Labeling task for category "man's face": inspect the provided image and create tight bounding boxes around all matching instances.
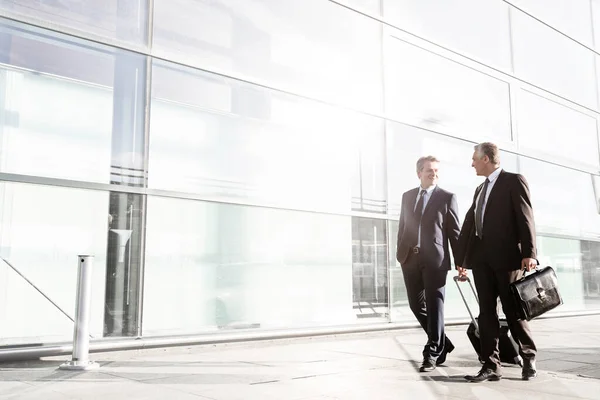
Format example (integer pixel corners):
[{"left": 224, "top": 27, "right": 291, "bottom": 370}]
[
  {"left": 418, "top": 161, "right": 439, "bottom": 188},
  {"left": 471, "top": 151, "right": 487, "bottom": 176}
]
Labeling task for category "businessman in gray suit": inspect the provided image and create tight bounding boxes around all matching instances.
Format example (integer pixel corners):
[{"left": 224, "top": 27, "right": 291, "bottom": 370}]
[{"left": 396, "top": 156, "right": 462, "bottom": 372}]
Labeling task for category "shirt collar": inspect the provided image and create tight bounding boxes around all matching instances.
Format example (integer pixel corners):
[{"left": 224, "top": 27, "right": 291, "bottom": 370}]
[
  {"left": 487, "top": 168, "right": 502, "bottom": 184},
  {"left": 419, "top": 184, "right": 436, "bottom": 194}
]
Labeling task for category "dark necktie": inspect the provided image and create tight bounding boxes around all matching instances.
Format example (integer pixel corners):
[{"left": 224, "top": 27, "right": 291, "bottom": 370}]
[
  {"left": 415, "top": 189, "right": 426, "bottom": 223},
  {"left": 475, "top": 178, "right": 490, "bottom": 237}
]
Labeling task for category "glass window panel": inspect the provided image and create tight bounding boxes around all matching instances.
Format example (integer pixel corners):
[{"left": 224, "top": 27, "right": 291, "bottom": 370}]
[
  {"left": 597, "top": 55, "right": 600, "bottom": 110},
  {"left": 0, "top": 182, "right": 108, "bottom": 345},
  {"left": 383, "top": 0, "right": 512, "bottom": 71},
  {"left": 142, "top": 196, "right": 354, "bottom": 335},
  {"left": 352, "top": 217, "right": 388, "bottom": 320},
  {"left": 0, "top": 20, "right": 146, "bottom": 183},
  {"left": 152, "top": 0, "right": 382, "bottom": 113},
  {"left": 352, "top": 119, "right": 386, "bottom": 213},
  {"left": 581, "top": 239, "right": 600, "bottom": 308},
  {"left": 0, "top": 0, "right": 148, "bottom": 46},
  {"left": 0, "top": 69, "right": 113, "bottom": 182},
  {"left": 388, "top": 218, "right": 409, "bottom": 322},
  {"left": 537, "top": 236, "right": 586, "bottom": 313},
  {"left": 337, "top": 0, "right": 381, "bottom": 15},
  {"left": 519, "top": 157, "right": 600, "bottom": 238},
  {"left": 508, "top": 0, "right": 594, "bottom": 47},
  {"left": 593, "top": 175, "right": 600, "bottom": 214},
  {"left": 150, "top": 61, "right": 378, "bottom": 214},
  {"left": 386, "top": 121, "right": 517, "bottom": 222},
  {"left": 516, "top": 90, "right": 600, "bottom": 168},
  {"left": 0, "top": 24, "right": 115, "bottom": 86},
  {"left": 385, "top": 39, "right": 512, "bottom": 143},
  {"left": 594, "top": 0, "right": 600, "bottom": 52},
  {"left": 511, "top": 9, "right": 598, "bottom": 110}
]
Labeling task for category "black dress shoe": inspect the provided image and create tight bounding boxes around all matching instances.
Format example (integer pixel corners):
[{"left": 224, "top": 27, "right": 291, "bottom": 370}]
[
  {"left": 419, "top": 358, "right": 436, "bottom": 372},
  {"left": 464, "top": 368, "right": 502, "bottom": 382},
  {"left": 522, "top": 360, "right": 537, "bottom": 380},
  {"left": 436, "top": 342, "right": 455, "bottom": 365}
]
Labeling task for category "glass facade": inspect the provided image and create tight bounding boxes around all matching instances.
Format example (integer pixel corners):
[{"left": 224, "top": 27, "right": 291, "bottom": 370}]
[{"left": 0, "top": 0, "right": 599, "bottom": 346}]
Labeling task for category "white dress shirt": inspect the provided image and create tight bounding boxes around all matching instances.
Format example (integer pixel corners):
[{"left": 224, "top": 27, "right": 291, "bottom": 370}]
[
  {"left": 415, "top": 185, "right": 436, "bottom": 246},
  {"left": 475, "top": 168, "right": 502, "bottom": 236}
]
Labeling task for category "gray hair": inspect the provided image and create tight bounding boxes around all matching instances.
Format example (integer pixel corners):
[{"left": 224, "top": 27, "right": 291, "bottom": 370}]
[
  {"left": 416, "top": 156, "right": 440, "bottom": 173},
  {"left": 474, "top": 142, "right": 500, "bottom": 165}
]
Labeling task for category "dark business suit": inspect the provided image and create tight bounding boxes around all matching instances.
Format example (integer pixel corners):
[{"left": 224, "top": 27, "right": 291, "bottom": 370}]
[
  {"left": 396, "top": 186, "right": 460, "bottom": 359},
  {"left": 456, "top": 169, "right": 537, "bottom": 371}
]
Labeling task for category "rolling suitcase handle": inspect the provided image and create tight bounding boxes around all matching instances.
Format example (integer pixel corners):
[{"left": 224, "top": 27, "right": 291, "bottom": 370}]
[
  {"left": 453, "top": 275, "right": 479, "bottom": 333},
  {"left": 454, "top": 276, "right": 523, "bottom": 367}
]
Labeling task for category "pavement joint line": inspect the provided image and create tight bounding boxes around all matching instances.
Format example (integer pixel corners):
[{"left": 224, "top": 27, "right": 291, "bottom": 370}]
[
  {"left": 291, "top": 375, "right": 317, "bottom": 380},
  {"left": 327, "top": 349, "right": 410, "bottom": 362},
  {"left": 576, "top": 374, "right": 600, "bottom": 380},
  {"left": 249, "top": 379, "right": 280, "bottom": 385},
  {"left": 239, "top": 361, "right": 273, "bottom": 367}
]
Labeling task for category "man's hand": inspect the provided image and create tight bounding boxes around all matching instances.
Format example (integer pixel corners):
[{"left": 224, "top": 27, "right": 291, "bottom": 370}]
[
  {"left": 456, "top": 266, "right": 468, "bottom": 279},
  {"left": 521, "top": 258, "right": 537, "bottom": 272}
]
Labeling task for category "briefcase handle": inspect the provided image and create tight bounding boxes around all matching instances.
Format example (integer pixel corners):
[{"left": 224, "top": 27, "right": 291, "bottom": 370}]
[{"left": 520, "top": 258, "right": 540, "bottom": 273}]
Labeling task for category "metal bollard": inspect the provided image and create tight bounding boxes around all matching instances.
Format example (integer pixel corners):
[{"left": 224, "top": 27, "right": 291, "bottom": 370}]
[{"left": 59, "top": 255, "right": 99, "bottom": 370}]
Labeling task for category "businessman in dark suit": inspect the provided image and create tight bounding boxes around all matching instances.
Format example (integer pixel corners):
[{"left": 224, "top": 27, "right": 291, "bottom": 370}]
[
  {"left": 456, "top": 142, "right": 538, "bottom": 382},
  {"left": 396, "top": 156, "right": 461, "bottom": 372}
]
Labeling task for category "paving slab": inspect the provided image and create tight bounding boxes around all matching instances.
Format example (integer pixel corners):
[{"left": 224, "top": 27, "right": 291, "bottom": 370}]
[{"left": 2, "top": 315, "right": 600, "bottom": 399}]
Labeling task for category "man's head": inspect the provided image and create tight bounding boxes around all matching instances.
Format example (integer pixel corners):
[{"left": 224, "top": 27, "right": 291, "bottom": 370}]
[
  {"left": 416, "top": 156, "right": 440, "bottom": 189},
  {"left": 472, "top": 142, "right": 500, "bottom": 177}
]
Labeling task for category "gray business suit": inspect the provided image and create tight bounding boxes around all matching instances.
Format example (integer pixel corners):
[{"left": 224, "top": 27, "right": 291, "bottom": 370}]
[{"left": 396, "top": 186, "right": 461, "bottom": 359}]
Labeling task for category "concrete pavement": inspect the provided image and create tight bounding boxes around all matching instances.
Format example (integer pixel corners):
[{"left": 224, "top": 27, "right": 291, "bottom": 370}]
[{"left": 2, "top": 315, "right": 600, "bottom": 399}]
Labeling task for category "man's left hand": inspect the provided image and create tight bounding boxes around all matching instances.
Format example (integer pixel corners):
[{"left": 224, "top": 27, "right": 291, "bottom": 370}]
[{"left": 521, "top": 258, "right": 537, "bottom": 272}]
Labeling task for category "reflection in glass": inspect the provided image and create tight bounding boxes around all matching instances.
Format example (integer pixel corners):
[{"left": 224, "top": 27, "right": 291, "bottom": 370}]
[
  {"left": 149, "top": 61, "right": 373, "bottom": 214},
  {"left": 104, "top": 192, "right": 145, "bottom": 337},
  {"left": 537, "top": 236, "right": 585, "bottom": 312},
  {"left": 143, "top": 196, "right": 354, "bottom": 335},
  {"left": 385, "top": 38, "right": 511, "bottom": 143},
  {"left": 0, "top": 0, "right": 149, "bottom": 45},
  {"left": 388, "top": 219, "right": 408, "bottom": 322},
  {"left": 0, "top": 20, "right": 147, "bottom": 184},
  {"left": 152, "top": 0, "right": 382, "bottom": 113},
  {"left": 102, "top": 49, "right": 148, "bottom": 337},
  {"left": 581, "top": 240, "right": 600, "bottom": 307},
  {"left": 352, "top": 119, "right": 386, "bottom": 213},
  {"left": 352, "top": 217, "right": 388, "bottom": 319},
  {"left": 0, "top": 182, "right": 109, "bottom": 345}
]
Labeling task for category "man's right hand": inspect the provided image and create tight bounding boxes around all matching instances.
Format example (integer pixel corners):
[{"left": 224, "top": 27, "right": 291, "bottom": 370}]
[{"left": 456, "top": 266, "right": 468, "bottom": 279}]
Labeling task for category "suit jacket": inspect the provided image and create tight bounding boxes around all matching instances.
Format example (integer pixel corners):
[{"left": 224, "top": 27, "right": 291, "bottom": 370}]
[
  {"left": 396, "top": 186, "right": 461, "bottom": 270},
  {"left": 456, "top": 170, "right": 537, "bottom": 271}
]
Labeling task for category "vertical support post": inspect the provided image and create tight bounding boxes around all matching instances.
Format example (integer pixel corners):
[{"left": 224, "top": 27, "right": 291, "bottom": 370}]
[{"left": 59, "top": 255, "right": 99, "bottom": 370}]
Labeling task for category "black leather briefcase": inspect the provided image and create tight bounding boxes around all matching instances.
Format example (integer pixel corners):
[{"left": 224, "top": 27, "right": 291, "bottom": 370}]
[{"left": 509, "top": 266, "right": 563, "bottom": 321}]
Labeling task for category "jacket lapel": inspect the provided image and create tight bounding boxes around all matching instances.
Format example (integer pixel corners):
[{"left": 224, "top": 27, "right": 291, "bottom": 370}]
[
  {"left": 482, "top": 170, "right": 504, "bottom": 222},
  {"left": 408, "top": 188, "right": 419, "bottom": 214}
]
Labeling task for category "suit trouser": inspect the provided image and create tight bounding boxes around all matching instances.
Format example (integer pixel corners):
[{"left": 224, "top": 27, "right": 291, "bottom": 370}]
[
  {"left": 472, "top": 262, "right": 537, "bottom": 371},
  {"left": 402, "top": 253, "right": 451, "bottom": 359}
]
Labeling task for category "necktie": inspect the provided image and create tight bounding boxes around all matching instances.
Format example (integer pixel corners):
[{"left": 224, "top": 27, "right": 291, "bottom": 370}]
[
  {"left": 475, "top": 178, "right": 490, "bottom": 237},
  {"left": 415, "top": 189, "right": 426, "bottom": 222}
]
